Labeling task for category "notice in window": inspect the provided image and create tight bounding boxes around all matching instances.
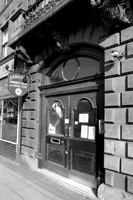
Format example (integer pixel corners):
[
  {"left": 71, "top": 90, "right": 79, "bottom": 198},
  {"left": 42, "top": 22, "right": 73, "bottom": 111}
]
[
  {"left": 88, "top": 126, "right": 95, "bottom": 140},
  {"left": 79, "top": 113, "right": 89, "bottom": 123},
  {"left": 81, "top": 125, "right": 88, "bottom": 138},
  {"left": 49, "top": 124, "right": 55, "bottom": 134}
]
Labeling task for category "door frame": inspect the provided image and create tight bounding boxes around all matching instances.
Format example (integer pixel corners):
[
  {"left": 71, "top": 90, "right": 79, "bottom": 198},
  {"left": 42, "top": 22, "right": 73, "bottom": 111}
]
[{"left": 38, "top": 75, "right": 104, "bottom": 185}]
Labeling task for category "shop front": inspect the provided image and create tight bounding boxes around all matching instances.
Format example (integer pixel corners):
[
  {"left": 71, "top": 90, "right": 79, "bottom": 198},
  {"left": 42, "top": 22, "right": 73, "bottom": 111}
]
[{"left": 0, "top": 57, "right": 21, "bottom": 162}]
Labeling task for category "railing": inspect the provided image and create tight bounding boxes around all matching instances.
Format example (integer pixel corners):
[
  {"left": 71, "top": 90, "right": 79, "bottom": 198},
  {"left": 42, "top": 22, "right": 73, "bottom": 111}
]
[{"left": 23, "top": 0, "right": 62, "bottom": 29}]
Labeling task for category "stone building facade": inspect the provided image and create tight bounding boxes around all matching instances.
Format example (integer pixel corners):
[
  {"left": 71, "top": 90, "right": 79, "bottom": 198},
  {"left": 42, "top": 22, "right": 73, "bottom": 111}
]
[{"left": 0, "top": 0, "right": 133, "bottom": 200}]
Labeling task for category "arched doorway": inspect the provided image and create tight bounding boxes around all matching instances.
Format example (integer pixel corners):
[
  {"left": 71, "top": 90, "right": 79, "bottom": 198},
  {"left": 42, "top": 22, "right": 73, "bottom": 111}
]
[{"left": 39, "top": 46, "right": 104, "bottom": 189}]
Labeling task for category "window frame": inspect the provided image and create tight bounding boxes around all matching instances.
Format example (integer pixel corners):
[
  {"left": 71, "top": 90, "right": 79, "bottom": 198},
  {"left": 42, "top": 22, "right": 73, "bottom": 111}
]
[
  {"left": 0, "top": 98, "right": 20, "bottom": 144},
  {"left": 41, "top": 46, "right": 104, "bottom": 85},
  {"left": 1, "top": 27, "right": 8, "bottom": 59}
]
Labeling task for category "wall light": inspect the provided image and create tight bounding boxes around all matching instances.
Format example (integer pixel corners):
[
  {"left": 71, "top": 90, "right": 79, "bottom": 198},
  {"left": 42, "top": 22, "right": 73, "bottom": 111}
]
[{"left": 111, "top": 50, "right": 125, "bottom": 62}]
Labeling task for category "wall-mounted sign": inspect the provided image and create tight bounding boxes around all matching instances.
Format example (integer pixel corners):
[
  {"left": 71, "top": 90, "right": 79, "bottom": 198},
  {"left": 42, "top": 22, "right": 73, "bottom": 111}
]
[
  {"left": 0, "top": 59, "right": 14, "bottom": 79},
  {"left": 7, "top": 72, "right": 29, "bottom": 97}
]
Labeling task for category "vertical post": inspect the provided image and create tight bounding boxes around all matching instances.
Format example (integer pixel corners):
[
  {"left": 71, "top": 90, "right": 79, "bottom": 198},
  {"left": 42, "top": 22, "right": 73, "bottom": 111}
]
[{"left": 16, "top": 97, "right": 22, "bottom": 164}]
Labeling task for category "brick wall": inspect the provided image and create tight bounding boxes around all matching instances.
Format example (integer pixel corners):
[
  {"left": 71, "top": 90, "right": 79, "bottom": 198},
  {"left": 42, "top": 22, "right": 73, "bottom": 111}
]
[{"left": 98, "top": 26, "right": 133, "bottom": 199}]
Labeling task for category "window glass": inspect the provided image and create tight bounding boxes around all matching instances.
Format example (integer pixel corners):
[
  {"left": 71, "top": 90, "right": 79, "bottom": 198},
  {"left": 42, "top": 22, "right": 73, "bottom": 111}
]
[
  {"left": 48, "top": 101, "right": 65, "bottom": 135},
  {"left": 49, "top": 56, "right": 100, "bottom": 84},
  {"left": 49, "top": 64, "right": 63, "bottom": 84},
  {"left": 0, "top": 101, "right": 2, "bottom": 136},
  {"left": 62, "top": 58, "right": 79, "bottom": 80},
  {"left": 2, "top": 28, "right": 8, "bottom": 59},
  {"left": 1, "top": 98, "right": 18, "bottom": 143},
  {"left": 2, "top": 29, "right": 8, "bottom": 45},
  {"left": 74, "top": 99, "right": 96, "bottom": 139},
  {"left": 78, "top": 57, "right": 99, "bottom": 78}
]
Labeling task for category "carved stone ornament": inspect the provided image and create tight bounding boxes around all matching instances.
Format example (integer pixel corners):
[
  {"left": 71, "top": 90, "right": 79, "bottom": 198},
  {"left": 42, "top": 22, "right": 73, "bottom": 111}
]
[
  {"left": 90, "top": 0, "right": 133, "bottom": 32},
  {"left": 53, "top": 30, "right": 70, "bottom": 51}
]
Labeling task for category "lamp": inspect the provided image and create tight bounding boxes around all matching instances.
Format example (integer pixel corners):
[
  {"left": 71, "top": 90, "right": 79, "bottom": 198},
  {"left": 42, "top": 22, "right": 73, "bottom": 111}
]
[{"left": 111, "top": 50, "right": 125, "bottom": 62}]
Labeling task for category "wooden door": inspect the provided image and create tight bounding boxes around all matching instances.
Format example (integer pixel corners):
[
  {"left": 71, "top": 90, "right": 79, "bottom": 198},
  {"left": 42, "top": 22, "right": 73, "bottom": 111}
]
[{"left": 45, "top": 89, "right": 100, "bottom": 188}]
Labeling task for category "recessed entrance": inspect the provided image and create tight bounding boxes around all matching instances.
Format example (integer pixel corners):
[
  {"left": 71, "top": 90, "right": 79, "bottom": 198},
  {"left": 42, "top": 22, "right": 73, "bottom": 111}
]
[{"left": 39, "top": 47, "right": 104, "bottom": 189}]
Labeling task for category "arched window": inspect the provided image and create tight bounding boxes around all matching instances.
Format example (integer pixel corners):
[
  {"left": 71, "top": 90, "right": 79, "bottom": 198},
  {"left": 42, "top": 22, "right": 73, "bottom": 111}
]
[{"left": 49, "top": 56, "right": 101, "bottom": 84}]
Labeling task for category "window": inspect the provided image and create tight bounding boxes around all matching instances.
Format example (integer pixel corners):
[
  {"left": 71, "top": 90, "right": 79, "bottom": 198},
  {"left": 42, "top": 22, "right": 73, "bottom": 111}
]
[
  {"left": 0, "top": 98, "right": 19, "bottom": 143},
  {"left": 49, "top": 56, "right": 100, "bottom": 84},
  {"left": 2, "top": 27, "right": 8, "bottom": 59}
]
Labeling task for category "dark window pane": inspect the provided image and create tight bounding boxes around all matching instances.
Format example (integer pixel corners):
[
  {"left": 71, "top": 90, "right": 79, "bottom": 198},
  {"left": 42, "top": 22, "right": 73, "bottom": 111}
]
[
  {"left": 62, "top": 58, "right": 79, "bottom": 80},
  {"left": 77, "top": 99, "right": 92, "bottom": 113},
  {"left": 49, "top": 56, "right": 100, "bottom": 85},
  {"left": 49, "top": 64, "right": 63, "bottom": 84},
  {"left": 2, "top": 98, "right": 18, "bottom": 143},
  {"left": 78, "top": 57, "right": 100, "bottom": 78}
]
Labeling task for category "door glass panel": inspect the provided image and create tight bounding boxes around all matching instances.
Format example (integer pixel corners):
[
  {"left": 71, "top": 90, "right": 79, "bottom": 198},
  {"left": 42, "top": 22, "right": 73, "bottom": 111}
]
[
  {"left": 74, "top": 99, "right": 96, "bottom": 139},
  {"left": 48, "top": 101, "right": 65, "bottom": 136}
]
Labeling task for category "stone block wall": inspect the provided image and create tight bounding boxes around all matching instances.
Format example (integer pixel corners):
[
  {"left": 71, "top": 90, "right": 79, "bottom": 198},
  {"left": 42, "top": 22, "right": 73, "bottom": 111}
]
[
  {"left": 20, "top": 67, "right": 42, "bottom": 170},
  {"left": 98, "top": 26, "right": 133, "bottom": 200}
]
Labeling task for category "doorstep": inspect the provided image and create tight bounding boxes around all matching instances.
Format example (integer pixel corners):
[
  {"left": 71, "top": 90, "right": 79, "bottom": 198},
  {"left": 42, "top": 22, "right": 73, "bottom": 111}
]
[{"left": 36, "top": 168, "right": 98, "bottom": 200}]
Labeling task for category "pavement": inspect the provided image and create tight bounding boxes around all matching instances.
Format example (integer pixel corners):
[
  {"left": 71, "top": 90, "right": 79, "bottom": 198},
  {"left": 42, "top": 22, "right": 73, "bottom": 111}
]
[{"left": 0, "top": 155, "right": 98, "bottom": 200}]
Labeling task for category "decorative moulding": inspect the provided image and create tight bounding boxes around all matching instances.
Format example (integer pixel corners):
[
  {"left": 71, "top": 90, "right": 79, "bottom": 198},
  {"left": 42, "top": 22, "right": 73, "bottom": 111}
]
[{"left": 90, "top": 0, "right": 133, "bottom": 32}]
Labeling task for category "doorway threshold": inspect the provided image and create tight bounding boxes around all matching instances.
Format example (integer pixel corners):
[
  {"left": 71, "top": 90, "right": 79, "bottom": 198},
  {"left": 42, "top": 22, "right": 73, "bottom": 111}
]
[{"left": 36, "top": 168, "right": 98, "bottom": 200}]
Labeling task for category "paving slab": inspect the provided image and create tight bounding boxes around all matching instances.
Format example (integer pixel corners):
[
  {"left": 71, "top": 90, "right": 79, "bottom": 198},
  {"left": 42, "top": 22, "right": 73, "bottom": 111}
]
[{"left": 0, "top": 155, "right": 97, "bottom": 200}]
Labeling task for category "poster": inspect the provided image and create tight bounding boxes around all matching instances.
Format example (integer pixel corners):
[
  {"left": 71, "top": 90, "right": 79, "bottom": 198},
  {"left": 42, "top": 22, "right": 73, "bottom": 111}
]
[
  {"left": 81, "top": 125, "right": 88, "bottom": 138},
  {"left": 88, "top": 126, "right": 95, "bottom": 140},
  {"left": 79, "top": 113, "right": 89, "bottom": 123}
]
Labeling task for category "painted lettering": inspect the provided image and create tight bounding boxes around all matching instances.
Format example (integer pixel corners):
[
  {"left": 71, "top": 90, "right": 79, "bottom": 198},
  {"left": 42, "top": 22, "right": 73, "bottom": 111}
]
[{"left": 10, "top": 74, "right": 24, "bottom": 80}]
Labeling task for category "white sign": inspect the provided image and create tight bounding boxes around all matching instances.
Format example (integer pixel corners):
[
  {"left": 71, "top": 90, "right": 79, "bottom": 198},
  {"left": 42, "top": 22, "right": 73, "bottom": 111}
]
[
  {"left": 88, "top": 126, "right": 95, "bottom": 140},
  {"left": 81, "top": 125, "right": 88, "bottom": 138},
  {"left": 15, "top": 88, "right": 22, "bottom": 96},
  {"left": 79, "top": 113, "right": 89, "bottom": 123},
  {"left": 65, "top": 119, "right": 69, "bottom": 124}
]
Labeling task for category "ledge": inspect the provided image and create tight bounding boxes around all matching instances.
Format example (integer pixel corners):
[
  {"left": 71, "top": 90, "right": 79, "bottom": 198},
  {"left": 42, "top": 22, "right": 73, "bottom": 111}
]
[{"left": 9, "top": 0, "right": 74, "bottom": 48}]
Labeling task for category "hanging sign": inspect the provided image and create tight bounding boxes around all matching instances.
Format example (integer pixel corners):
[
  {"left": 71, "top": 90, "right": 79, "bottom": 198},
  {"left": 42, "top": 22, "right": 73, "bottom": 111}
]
[{"left": 7, "top": 72, "right": 29, "bottom": 97}]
